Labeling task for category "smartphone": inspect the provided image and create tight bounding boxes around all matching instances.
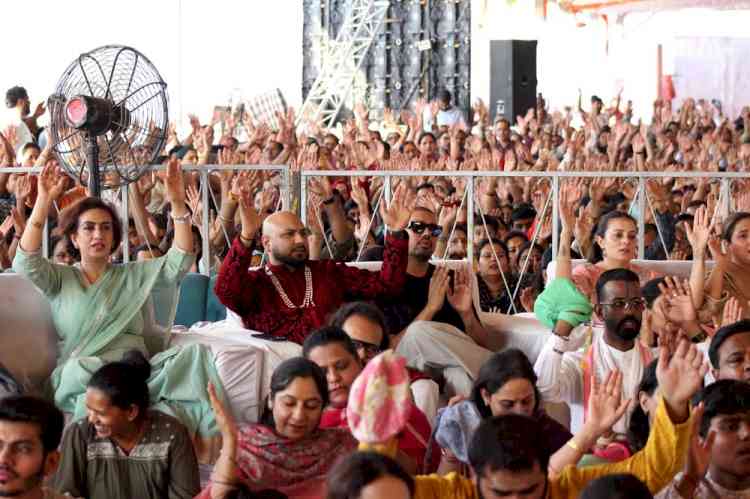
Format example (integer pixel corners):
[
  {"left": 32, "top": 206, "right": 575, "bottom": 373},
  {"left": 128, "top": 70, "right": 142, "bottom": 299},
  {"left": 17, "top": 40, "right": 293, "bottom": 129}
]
[{"left": 448, "top": 269, "right": 455, "bottom": 293}]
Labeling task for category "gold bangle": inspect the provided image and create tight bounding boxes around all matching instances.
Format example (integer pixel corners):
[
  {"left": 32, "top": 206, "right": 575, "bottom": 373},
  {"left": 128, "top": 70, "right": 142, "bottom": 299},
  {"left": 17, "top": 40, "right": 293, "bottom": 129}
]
[{"left": 566, "top": 439, "right": 581, "bottom": 452}]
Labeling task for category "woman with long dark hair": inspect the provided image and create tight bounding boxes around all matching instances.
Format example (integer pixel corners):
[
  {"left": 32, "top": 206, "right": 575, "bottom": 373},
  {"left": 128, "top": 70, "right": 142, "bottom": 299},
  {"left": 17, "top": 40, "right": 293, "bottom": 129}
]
[{"left": 435, "top": 349, "right": 572, "bottom": 474}]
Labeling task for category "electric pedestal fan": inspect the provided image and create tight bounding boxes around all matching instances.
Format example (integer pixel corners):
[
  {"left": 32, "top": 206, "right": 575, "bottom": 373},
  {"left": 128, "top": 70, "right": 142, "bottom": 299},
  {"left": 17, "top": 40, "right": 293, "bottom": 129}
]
[{"left": 47, "top": 45, "right": 169, "bottom": 197}]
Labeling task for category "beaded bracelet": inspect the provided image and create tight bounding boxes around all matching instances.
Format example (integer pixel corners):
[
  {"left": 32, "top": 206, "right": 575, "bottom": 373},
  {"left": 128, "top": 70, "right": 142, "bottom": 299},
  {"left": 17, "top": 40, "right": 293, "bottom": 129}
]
[{"left": 171, "top": 212, "right": 191, "bottom": 224}]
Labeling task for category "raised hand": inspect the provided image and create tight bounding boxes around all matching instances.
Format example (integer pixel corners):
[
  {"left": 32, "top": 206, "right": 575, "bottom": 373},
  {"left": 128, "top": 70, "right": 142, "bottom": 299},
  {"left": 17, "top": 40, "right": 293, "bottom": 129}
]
[
  {"left": 207, "top": 383, "right": 238, "bottom": 442},
  {"left": 426, "top": 267, "right": 450, "bottom": 314},
  {"left": 136, "top": 171, "right": 155, "bottom": 196},
  {"left": 185, "top": 183, "right": 201, "bottom": 217},
  {"left": 164, "top": 157, "right": 187, "bottom": 205},
  {"left": 657, "top": 339, "right": 709, "bottom": 415},
  {"left": 350, "top": 180, "right": 370, "bottom": 211},
  {"left": 559, "top": 180, "right": 582, "bottom": 233},
  {"left": 447, "top": 268, "right": 473, "bottom": 315},
  {"left": 308, "top": 176, "right": 334, "bottom": 200},
  {"left": 587, "top": 370, "right": 631, "bottom": 437},
  {"left": 721, "top": 296, "right": 744, "bottom": 327},
  {"left": 233, "top": 171, "right": 262, "bottom": 240},
  {"left": 14, "top": 174, "right": 32, "bottom": 202},
  {"left": 186, "top": 114, "right": 200, "bottom": 134},
  {"left": 438, "top": 202, "right": 458, "bottom": 229},
  {"left": 680, "top": 403, "right": 714, "bottom": 493},
  {"left": 32, "top": 101, "right": 46, "bottom": 119},
  {"left": 379, "top": 184, "right": 415, "bottom": 231},
  {"left": 707, "top": 235, "right": 729, "bottom": 268},
  {"left": 36, "top": 163, "right": 67, "bottom": 203},
  {"left": 686, "top": 205, "right": 713, "bottom": 257},
  {"left": 658, "top": 277, "right": 698, "bottom": 328}
]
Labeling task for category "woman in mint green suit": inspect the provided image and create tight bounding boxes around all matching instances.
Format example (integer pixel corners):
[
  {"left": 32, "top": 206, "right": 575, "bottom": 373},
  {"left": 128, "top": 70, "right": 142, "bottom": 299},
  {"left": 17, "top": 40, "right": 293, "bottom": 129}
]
[{"left": 13, "top": 160, "right": 223, "bottom": 438}]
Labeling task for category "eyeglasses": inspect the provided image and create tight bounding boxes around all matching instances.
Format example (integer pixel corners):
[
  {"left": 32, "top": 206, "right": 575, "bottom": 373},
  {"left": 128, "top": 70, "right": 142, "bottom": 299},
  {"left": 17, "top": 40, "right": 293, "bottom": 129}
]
[
  {"left": 350, "top": 339, "right": 381, "bottom": 357},
  {"left": 408, "top": 221, "right": 443, "bottom": 238},
  {"left": 599, "top": 298, "right": 646, "bottom": 311}
]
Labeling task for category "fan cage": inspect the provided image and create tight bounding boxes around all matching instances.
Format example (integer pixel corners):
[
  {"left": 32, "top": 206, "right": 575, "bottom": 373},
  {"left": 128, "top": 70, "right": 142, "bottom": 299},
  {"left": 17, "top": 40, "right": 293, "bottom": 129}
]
[{"left": 49, "top": 45, "right": 169, "bottom": 189}]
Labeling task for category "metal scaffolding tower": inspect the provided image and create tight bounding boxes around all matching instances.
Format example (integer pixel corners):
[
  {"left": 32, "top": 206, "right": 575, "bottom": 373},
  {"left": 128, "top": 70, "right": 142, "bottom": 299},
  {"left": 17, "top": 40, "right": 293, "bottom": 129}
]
[{"left": 298, "top": 0, "right": 390, "bottom": 128}]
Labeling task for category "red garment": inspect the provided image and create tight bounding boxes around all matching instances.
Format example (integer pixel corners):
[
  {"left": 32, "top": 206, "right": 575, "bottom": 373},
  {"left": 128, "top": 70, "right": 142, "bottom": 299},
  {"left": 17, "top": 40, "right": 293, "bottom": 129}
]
[
  {"left": 320, "top": 404, "right": 440, "bottom": 474},
  {"left": 215, "top": 233, "right": 408, "bottom": 344},
  {"left": 195, "top": 423, "right": 356, "bottom": 499},
  {"left": 407, "top": 367, "right": 430, "bottom": 383}
]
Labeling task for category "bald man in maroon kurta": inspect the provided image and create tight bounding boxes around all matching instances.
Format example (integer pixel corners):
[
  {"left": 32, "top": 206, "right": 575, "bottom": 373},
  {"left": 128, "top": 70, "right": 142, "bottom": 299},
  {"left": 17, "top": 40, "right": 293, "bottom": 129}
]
[{"left": 215, "top": 193, "right": 412, "bottom": 344}]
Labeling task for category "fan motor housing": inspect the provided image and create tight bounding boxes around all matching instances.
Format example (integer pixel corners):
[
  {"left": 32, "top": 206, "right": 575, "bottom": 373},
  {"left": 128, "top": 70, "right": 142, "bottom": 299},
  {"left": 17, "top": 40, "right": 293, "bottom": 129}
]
[{"left": 65, "top": 95, "right": 130, "bottom": 136}]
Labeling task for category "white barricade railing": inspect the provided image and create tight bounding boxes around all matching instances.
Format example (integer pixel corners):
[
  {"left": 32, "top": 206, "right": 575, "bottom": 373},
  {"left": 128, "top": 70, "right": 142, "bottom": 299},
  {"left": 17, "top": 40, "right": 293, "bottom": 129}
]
[
  {"left": 300, "top": 169, "right": 747, "bottom": 313},
  {"left": 2, "top": 165, "right": 291, "bottom": 275},
  {"left": 6, "top": 166, "right": 748, "bottom": 283}
]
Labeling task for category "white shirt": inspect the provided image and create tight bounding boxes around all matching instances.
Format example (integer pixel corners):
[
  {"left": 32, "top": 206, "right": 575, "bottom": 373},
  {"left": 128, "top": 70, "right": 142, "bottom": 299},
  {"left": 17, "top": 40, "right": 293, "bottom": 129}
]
[
  {"left": 534, "top": 325, "right": 652, "bottom": 435},
  {"left": 422, "top": 106, "right": 465, "bottom": 132},
  {"left": 3, "top": 114, "right": 33, "bottom": 155}
]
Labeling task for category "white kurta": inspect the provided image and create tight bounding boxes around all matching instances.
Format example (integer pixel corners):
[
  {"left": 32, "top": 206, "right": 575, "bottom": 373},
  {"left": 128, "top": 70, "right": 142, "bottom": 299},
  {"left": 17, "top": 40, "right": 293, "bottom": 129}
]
[{"left": 534, "top": 325, "right": 653, "bottom": 435}]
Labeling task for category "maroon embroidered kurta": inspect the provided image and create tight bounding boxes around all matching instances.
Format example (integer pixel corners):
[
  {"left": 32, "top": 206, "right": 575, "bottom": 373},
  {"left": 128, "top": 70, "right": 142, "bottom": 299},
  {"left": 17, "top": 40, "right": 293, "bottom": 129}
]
[{"left": 214, "top": 232, "right": 409, "bottom": 344}]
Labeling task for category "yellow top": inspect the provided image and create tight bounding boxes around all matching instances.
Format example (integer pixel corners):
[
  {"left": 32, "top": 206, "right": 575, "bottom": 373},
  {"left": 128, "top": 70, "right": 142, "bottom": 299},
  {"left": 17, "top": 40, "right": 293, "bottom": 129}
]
[{"left": 411, "top": 396, "right": 691, "bottom": 499}]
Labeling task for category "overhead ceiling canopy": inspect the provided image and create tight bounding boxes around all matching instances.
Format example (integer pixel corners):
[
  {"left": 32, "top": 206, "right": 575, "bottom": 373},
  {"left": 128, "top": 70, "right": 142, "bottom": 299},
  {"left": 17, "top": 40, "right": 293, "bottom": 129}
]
[{"left": 559, "top": 0, "right": 750, "bottom": 14}]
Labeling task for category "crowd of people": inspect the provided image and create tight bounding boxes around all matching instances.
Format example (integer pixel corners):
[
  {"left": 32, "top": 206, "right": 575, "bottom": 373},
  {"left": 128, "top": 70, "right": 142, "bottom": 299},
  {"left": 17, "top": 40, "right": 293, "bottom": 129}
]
[{"left": 1, "top": 80, "right": 750, "bottom": 499}]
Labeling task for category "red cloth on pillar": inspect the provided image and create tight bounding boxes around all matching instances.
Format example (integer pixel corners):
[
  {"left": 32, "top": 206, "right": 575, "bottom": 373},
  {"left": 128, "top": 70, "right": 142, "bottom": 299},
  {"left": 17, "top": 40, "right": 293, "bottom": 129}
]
[{"left": 661, "top": 75, "right": 676, "bottom": 101}]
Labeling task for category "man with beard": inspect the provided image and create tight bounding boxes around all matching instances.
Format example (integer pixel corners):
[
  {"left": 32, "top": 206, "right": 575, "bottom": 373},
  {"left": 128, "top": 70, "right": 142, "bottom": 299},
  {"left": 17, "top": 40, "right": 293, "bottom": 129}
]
[
  {"left": 4, "top": 86, "right": 44, "bottom": 152},
  {"left": 0, "top": 396, "right": 69, "bottom": 499},
  {"left": 378, "top": 207, "right": 494, "bottom": 397},
  {"left": 215, "top": 184, "right": 413, "bottom": 344},
  {"left": 534, "top": 268, "right": 653, "bottom": 454}
]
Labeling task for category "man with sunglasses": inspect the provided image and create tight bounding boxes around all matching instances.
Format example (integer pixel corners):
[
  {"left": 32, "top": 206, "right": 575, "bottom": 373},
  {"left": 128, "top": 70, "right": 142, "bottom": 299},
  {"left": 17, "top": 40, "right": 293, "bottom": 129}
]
[
  {"left": 534, "top": 268, "right": 654, "bottom": 459},
  {"left": 378, "top": 207, "right": 495, "bottom": 398}
]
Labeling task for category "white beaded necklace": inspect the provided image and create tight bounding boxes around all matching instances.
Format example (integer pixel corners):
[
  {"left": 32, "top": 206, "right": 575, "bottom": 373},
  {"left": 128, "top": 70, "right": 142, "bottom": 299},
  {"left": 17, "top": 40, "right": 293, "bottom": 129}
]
[{"left": 265, "top": 265, "right": 315, "bottom": 309}]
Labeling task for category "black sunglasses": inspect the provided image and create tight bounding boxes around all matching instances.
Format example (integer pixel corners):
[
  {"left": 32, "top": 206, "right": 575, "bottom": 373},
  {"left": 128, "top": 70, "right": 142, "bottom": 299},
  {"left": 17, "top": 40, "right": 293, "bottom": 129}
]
[{"left": 408, "top": 221, "right": 443, "bottom": 238}]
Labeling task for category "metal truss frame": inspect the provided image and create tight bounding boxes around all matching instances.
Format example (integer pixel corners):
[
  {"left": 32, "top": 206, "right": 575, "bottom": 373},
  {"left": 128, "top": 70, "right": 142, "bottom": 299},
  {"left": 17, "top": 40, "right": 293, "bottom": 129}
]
[{"left": 298, "top": 0, "right": 390, "bottom": 128}]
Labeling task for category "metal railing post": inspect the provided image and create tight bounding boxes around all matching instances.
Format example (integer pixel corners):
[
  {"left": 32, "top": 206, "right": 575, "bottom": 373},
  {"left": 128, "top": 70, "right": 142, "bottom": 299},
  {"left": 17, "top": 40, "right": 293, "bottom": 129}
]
[
  {"left": 200, "top": 169, "right": 210, "bottom": 276},
  {"left": 638, "top": 177, "right": 645, "bottom": 260},
  {"left": 552, "top": 175, "right": 560, "bottom": 258},
  {"left": 384, "top": 175, "right": 391, "bottom": 237},
  {"left": 42, "top": 219, "right": 49, "bottom": 260},
  {"left": 121, "top": 183, "right": 130, "bottom": 263},
  {"left": 300, "top": 173, "right": 308, "bottom": 227},
  {"left": 722, "top": 178, "right": 732, "bottom": 216},
  {"left": 467, "top": 176, "right": 475, "bottom": 263},
  {"left": 282, "top": 167, "right": 292, "bottom": 211}
]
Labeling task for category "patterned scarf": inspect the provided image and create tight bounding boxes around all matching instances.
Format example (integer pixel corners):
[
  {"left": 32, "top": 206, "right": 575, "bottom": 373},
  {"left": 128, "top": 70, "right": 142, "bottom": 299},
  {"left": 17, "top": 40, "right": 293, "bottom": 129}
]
[{"left": 237, "top": 423, "right": 356, "bottom": 494}]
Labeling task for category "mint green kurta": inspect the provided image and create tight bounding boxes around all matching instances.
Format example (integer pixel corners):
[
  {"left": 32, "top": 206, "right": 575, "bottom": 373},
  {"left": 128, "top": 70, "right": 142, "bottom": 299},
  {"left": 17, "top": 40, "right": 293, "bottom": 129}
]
[{"left": 13, "top": 247, "right": 223, "bottom": 437}]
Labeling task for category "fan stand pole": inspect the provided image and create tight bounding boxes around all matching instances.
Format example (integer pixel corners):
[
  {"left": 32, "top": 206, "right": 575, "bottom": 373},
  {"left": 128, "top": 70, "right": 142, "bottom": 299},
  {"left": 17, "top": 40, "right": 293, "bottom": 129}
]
[{"left": 85, "top": 133, "right": 101, "bottom": 198}]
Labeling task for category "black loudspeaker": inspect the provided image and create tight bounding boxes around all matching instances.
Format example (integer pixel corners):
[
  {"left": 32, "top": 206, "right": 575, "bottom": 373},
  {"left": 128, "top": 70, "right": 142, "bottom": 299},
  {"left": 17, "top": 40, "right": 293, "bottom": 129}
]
[{"left": 489, "top": 40, "right": 537, "bottom": 123}]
